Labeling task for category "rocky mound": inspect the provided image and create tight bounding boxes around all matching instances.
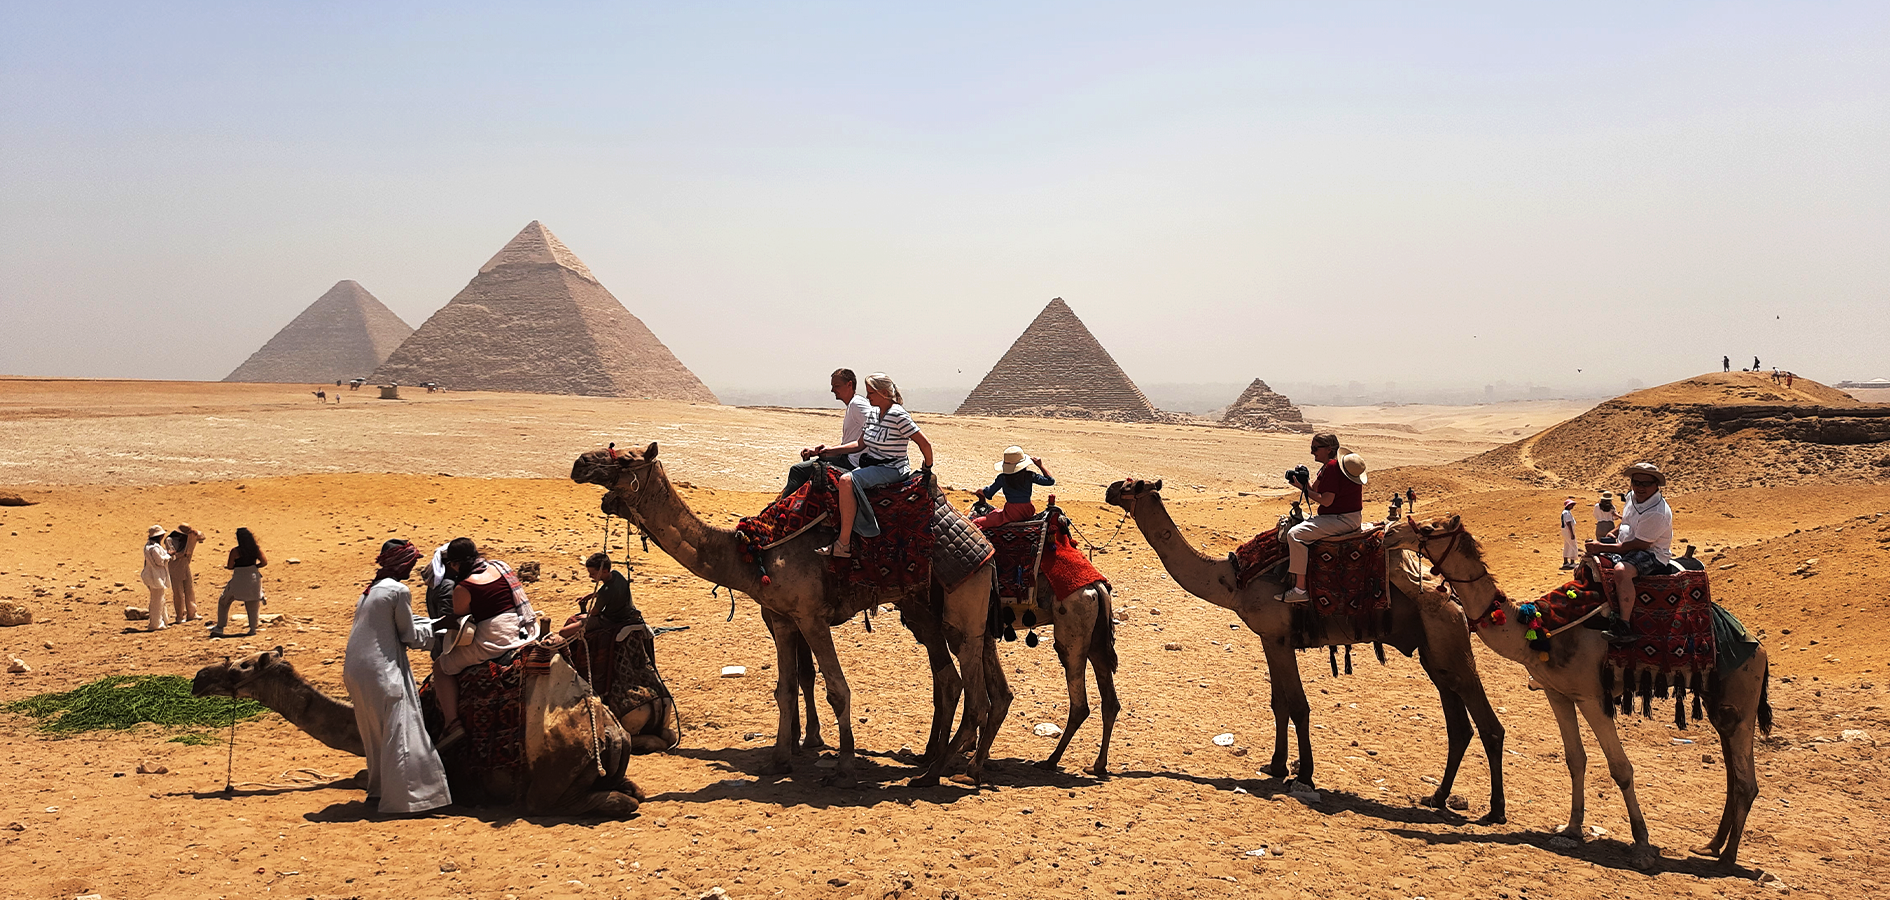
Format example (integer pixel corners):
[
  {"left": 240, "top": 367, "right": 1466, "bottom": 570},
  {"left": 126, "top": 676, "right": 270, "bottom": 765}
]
[
  {"left": 1220, "top": 379, "right": 1312, "bottom": 433},
  {"left": 1463, "top": 372, "right": 1890, "bottom": 491}
]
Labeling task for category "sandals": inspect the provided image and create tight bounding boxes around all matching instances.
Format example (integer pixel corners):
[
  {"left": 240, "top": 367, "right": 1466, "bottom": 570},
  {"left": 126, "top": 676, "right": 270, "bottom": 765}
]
[
  {"left": 436, "top": 721, "right": 468, "bottom": 750},
  {"left": 813, "top": 544, "right": 852, "bottom": 559}
]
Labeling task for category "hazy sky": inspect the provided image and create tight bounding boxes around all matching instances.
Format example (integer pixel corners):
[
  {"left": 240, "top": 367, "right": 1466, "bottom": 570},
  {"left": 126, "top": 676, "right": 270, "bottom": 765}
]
[{"left": 3, "top": 2, "right": 1886, "bottom": 396}]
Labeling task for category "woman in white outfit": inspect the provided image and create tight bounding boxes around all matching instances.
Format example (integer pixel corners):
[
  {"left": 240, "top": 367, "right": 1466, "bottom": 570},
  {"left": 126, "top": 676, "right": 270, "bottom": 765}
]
[{"left": 140, "top": 525, "right": 172, "bottom": 631}]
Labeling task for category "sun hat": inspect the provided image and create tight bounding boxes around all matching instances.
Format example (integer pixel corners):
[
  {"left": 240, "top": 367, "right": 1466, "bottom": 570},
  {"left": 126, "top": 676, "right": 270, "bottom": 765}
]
[
  {"left": 995, "top": 447, "right": 1034, "bottom": 474},
  {"left": 1624, "top": 461, "right": 1667, "bottom": 487},
  {"left": 1339, "top": 451, "right": 1368, "bottom": 485},
  {"left": 1600, "top": 491, "right": 1614, "bottom": 500},
  {"left": 147, "top": 524, "right": 166, "bottom": 539},
  {"left": 1563, "top": 498, "right": 1576, "bottom": 509}
]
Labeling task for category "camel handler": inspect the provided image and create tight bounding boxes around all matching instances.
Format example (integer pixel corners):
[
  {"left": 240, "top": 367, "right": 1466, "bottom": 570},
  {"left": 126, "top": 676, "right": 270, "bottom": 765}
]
[
  {"left": 1282, "top": 433, "right": 1368, "bottom": 603},
  {"left": 558, "top": 552, "right": 648, "bottom": 640},
  {"left": 780, "top": 367, "right": 871, "bottom": 499},
  {"left": 1584, "top": 462, "right": 1675, "bottom": 643},
  {"left": 343, "top": 539, "right": 451, "bottom": 815}
]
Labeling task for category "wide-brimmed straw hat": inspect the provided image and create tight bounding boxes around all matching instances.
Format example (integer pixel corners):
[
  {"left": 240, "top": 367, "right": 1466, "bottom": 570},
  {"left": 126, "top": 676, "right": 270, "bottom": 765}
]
[
  {"left": 995, "top": 446, "right": 1034, "bottom": 474},
  {"left": 146, "top": 524, "right": 166, "bottom": 539},
  {"left": 1339, "top": 451, "right": 1368, "bottom": 485},
  {"left": 1624, "top": 461, "right": 1668, "bottom": 487},
  {"left": 1563, "top": 497, "right": 1576, "bottom": 509},
  {"left": 1600, "top": 491, "right": 1614, "bottom": 500}
]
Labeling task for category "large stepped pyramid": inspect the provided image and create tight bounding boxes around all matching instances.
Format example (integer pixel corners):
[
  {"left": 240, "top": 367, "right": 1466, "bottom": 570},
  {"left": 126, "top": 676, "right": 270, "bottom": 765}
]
[
  {"left": 955, "top": 297, "right": 1158, "bottom": 422},
  {"left": 371, "top": 221, "right": 717, "bottom": 401},
  {"left": 224, "top": 280, "right": 413, "bottom": 384}
]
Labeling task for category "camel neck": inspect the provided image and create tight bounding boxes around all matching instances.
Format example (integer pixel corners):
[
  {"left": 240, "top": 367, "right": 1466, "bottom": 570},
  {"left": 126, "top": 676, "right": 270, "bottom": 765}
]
[
  {"left": 623, "top": 468, "right": 764, "bottom": 596},
  {"left": 249, "top": 666, "right": 364, "bottom": 756},
  {"left": 1128, "top": 492, "right": 1240, "bottom": 607},
  {"left": 1431, "top": 544, "right": 1534, "bottom": 666}
]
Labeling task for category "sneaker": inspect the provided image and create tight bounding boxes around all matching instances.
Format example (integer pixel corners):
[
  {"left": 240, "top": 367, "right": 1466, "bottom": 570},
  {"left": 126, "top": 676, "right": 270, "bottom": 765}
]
[
  {"left": 1282, "top": 587, "right": 1311, "bottom": 604},
  {"left": 1604, "top": 617, "right": 1637, "bottom": 646},
  {"left": 436, "top": 721, "right": 468, "bottom": 750}
]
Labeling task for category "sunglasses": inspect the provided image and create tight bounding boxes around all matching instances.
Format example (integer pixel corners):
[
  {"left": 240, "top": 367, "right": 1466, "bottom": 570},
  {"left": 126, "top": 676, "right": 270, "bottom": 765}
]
[{"left": 1629, "top": 478, "right": 1657, "bottom": 487}]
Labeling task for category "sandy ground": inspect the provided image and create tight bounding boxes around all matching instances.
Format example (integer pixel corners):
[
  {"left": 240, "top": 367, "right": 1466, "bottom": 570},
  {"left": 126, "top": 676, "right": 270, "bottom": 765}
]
[{"left": 1, "top": 379, "right": 1884, "bottom": 900}]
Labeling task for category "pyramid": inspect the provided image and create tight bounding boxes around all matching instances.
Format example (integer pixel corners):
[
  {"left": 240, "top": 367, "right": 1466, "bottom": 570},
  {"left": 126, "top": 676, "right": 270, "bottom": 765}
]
[
  {"left": 955, "top": 298, "right": 1158, "bottom": 422},
  {"left": 224, "top": 280, "right": 413, "bottom": 384},
  {"left": 370, "top": 222, "right": 718, "bottom": 402},
  {"left": 1221, "top": 379, "right": 1312, "bottom": 432}
]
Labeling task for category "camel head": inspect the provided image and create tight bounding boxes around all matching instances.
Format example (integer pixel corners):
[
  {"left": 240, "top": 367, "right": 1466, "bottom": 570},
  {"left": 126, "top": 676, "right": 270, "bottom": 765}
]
[
  {"left": 571, "top": 442, "right": 661, "bottom": 488},
  {"left": 1396, "top": 514, "right": 1485, "bottom": 567},
  {"left": 190, "top": 646, "right": 293, "bottom": 700},
  {"left": 1103, "top": 477, "right": 1162, "bottom": 512}
]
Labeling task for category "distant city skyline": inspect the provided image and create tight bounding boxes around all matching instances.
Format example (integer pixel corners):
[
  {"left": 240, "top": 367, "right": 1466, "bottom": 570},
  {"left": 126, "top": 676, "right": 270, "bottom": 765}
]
[{"left": 3, "top": 3, "right": 1885, "bottom": 395}]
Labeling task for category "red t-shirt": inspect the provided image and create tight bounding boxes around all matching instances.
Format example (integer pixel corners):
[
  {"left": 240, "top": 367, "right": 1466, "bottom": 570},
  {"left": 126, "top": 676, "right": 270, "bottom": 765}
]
[{"left": 1313, "top": 458, "right": 1362, "bottom": 516}]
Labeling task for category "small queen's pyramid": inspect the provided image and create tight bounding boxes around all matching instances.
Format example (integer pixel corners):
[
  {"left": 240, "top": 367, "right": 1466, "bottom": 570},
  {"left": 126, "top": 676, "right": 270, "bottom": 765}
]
[
  {"left": 371, "top": 222, "right": 717, "bottom": 401},
  {"left": 224, "top": 280, "right": 412, "bottom": 384},
  {"left": 955, "top": 298, "right": 1158, "bottom": 421}
]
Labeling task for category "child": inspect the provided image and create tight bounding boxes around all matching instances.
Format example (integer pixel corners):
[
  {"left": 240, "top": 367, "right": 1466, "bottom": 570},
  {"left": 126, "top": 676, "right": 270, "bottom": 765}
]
[{"left": 973, "top": 447, "right": 1055, "bottom": 529}]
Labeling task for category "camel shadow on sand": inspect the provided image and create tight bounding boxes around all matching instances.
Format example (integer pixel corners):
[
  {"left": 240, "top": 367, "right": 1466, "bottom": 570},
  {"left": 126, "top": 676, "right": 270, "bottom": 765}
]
[
  {"left": 1108, "top": 767, "right": 1488, "bottom": 828},
  {"left": 647, "top": 745, "right": 1111, "bottom": 809},
  {"left": 1382, "top": 826, "right": 1763, "bottom": 879}
]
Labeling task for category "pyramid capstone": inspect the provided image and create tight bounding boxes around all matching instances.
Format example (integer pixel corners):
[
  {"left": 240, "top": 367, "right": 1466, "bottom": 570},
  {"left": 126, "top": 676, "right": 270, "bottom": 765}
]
[
  {"left": 371, "top": 222, "right": 718, "bottom": 402},
  {"left": 224, "top": 280, "right": 413, "bottom": 384},
  {"left": 954, "top": 298, "right": 1158, "bottom": 422},
  {"left": 1220, "top": 379, "right": 1312, "bottom": 432}
]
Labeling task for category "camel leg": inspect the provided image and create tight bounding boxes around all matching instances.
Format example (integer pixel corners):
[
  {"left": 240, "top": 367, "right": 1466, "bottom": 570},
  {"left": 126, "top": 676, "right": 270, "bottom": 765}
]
[
  {"left": 1037, "top": 599, "right": 1091, "bottom": 772},
  {"left": 921, "top": 570, "right": 998, "bottom": 787},
  {"left": 921, "top": 625, "right": 964, "bottom": 765},
  {"left": 1417, "top": 646, "right": 1508, "bottom": 822},
  {"left": 1087, "top": 630, "right": 1121, "bottom": 778},
  {"left": 796, "top": 621, "right": 857, "bottom": 775},
  {"left": 1253, "top": 628, "right": 1297, "bottom": 781},
  {"left": 1543, "top": 687, "right": 1588, "bottom": 837},
  {"left": 1574, "top": 696, "right": 1656, "bottom": 869},
  {"left": 760, "top": 613, "right": 804, "bottom": 775},
  {"left": 794, "top": 631, "right": 825, "bottom": 750},
  {"left": 971, "top": 633, "right": 1013, "bottom": 781},
  {"left": 1419, "top": 678, "right": 1473, "bottom": 814},
  {"left": 1699, "top": 656, "right": 1765, "bottom": 867}
]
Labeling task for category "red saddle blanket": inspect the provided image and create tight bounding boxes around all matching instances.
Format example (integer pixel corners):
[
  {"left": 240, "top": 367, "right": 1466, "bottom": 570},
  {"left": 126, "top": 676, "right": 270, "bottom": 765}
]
[
  {"left": 737, "top": 477, "right": 834, "bottom": 550},
  {"left": 828, "top": 472, "right": 936, "bottom": 591},
  {"left": 420, "top": 653, "right": 528, "bottom": 775},
  {"left": 1233, "top": 531, "right": 1287, "bottom": 590},
  {"left": 988, "top": 518, "right": 1108, "bottom": 601},
  {"left": 1306, "top": 528, "right": 1388, "bottom": 617},
  {"left": 1532, "top": 570, "right": 1716, "bottom": 676}
]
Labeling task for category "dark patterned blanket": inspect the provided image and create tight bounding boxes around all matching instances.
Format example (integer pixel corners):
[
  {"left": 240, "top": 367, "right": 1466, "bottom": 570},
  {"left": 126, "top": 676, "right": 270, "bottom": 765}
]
[
  {"left": 989, "top": 517, "right": 1107, "bottom": 601},
  {"left": 1232, "top": 530, "right": 1286, "bottom": 590},
  {"left": 1306, "top": 528, "right": 1389, "bottom": 618},
  {"left": 827, "top": 473, "right": 937, "bottom": 592},
  {"left": 560, "top": 625, "right": 668, "bottom": 720},
  {"left": 420, "top": 654, "right": 526, "bottom": 775},
  {"left": 1524, "top": 569, "right": 1719, "bottom": 724}
]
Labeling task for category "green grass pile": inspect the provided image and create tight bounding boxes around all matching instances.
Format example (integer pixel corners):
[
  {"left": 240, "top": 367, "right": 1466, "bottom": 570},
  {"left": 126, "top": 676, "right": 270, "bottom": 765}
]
[{"left": 5, "top": 675, "right": 268, "bottom": 734}]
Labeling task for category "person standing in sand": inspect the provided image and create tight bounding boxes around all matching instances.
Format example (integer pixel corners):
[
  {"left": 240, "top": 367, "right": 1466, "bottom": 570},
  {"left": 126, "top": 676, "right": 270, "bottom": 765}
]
[
  {"left": 210, "top": 527, "right": 267, "bottom": 637},
  {"left": 1559, "top": 498, "right": 1579, "bottom": 570},
  {"left": 140, "top": 525, "right": 172, "bottom": 631},
  {"left": 343, "top": 539, "right": 451, "bottom": 815},
  {"left": 1593, "top": 492, "right": 1620, "bottom": 541},
  {"left": 165, "top": 523, "right": 204, "bottom": 624}
]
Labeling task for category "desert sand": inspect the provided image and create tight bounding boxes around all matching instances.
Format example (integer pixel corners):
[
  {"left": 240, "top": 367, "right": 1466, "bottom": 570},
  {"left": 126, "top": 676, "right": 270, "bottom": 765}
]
[{"left": 1, "top": 376, "right": 1885, "bottom": 900}]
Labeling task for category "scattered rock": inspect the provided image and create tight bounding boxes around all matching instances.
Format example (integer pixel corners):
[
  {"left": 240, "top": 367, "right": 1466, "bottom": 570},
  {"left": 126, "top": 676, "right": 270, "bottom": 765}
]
[
  {"left": 1447, "top": 795, "right": 1469, "bottom": 810},
  {"left": 1420, "top": 775, "right": 1439, "bottom": 785},
  {"left": 1841, "top": 729, "right": 1871, "bottom": 743},
  {"left": 124, "top": 606, "right": 148, "bottom": 621},
  {"left": 1033, "top": 723, "right": 1063, "bottom": 737},
  {"left": 516, "top": 561, "right": 541, "bottom": 582},
  {"left": 1243, "top": 847, "right": 1267, "bottom": 858},
  {"left": 720, "top": 666, "right": 747, "bottom": 678},
  {"left": 1212, "top": 733, "right": 1235, "bottom": 746},
  {"left": 0, "top": 599, "right": 32, "bottom": 627},
  {"left": 700, "top": 888, "right": 730, "bottom": 900},
  {"left": 1703, "top": 754, "right": 1718, "bottom": 764},
  {"left": 828, "top": 877, "right": 850, "bottom": 887},
  {"left": 286, "top": 558, "right": 301, "bottom": 564},
  {"left": 440, "top": 859, "right": 459, "bottom": 873},
  {"left": 135, "top": 762, "right": 168, "bottom": 775},
  {"left": 1163, "top": 642, "right": 1182, "bottom": 651},
  {"left": 6, "top": 656, "right": 28, "bottom": 674},
  {"left": 0, "top": 491, "right": 33, "bottom": 506},
  {"left": 1588, "top": 825, "right": 1609, "bottom": 838},
  {"left": 3, "top": 822, "right": 22, "bottom": 832}
]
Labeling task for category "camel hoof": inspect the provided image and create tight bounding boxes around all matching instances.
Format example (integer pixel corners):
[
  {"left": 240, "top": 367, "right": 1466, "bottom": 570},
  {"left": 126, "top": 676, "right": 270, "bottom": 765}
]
[
  {"left": 1084, "top": 763, "right": 1110, "bottom": 779},
  {"left": 1480, "top": 811, "right": 1508, "bottom": 826},
  {"left": 908, "top": 775, "right": 940, "bottom": 789},
  {"left": 1033, "top": 759, "right": 1059, "bottom": 772},
  {"left": 1629, "top": 847, "right": 1660, "bottom": 871},
  {"left": 1554, "top": 823, "right": 1583, "bottom": 839},
  {"left": 949, "top": 773, "right": 980, "bottom": 787},
  {"left": 1262, "top": 763, "right": 1290, "bottom": 779},
  {"left": 802, "top": 737, "right": 829, "bottom": 751},
  {"left": 1418, "top": 794, "right": 1444, "bottom": 810}
]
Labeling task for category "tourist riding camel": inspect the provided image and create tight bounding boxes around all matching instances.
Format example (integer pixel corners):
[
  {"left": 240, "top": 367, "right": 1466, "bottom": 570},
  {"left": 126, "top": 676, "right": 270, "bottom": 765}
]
[
  {"left": 972, "top": 447, "right": 1054, "bottom": 529},
  {"left": 431, "top": 538, "right": 536, "bottom": 749},
  {"left": 344, "top": 538, "right": 451, "bottom": 815},
  {"left": 814, "top": 372, "right": 932, "bottom": 559},
  {"left": 1584, "top": 462, "right": 1675, "bottom": 642},
  {"left": 558, "top": 552, "right": 645, "bottom": 640},
  {"left": 1282, "top": 433, "right": 1368, "bottom": 603},
  {"left": 781, "top": 367, "right": 870, "bottom": 498}
]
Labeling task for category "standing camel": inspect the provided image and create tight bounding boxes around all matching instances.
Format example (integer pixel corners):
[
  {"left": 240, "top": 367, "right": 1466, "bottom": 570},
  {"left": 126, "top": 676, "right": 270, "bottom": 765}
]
[
  {"left": 572, "top": 444, "right": 1008, "bottom": 786},
  {"left": 1105, "top": 478, "right": 1506, "bottom": 820},
  {"left": 1388, "top": 515, "right": 1771, "bottom": 869},
  {"left": 1020, "top": 579, "right": 1120, "bottom": 776}
]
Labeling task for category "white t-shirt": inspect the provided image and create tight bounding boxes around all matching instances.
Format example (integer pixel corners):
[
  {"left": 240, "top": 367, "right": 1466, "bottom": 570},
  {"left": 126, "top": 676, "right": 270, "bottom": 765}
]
[
  {"left": 1618, "top": 491, "right": 1674, "bottom": 564},
  {"left": 1594, "top": 503, "right": 1620, "bottom": 525},
  {"left": 839, "top": 394, "right": 871, "bottom": 468},
  {"left": 1559, "top": 509, "right": 1575, "bottom": 536},
  {"left": 862, "top": 404, "right": 920, "bottom": 465}
]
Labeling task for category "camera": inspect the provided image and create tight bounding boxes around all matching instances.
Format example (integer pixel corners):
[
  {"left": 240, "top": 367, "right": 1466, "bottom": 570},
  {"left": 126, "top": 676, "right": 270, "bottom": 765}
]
[{"left": 1285, "top": 464, "right": 1310, "bottom": 487}]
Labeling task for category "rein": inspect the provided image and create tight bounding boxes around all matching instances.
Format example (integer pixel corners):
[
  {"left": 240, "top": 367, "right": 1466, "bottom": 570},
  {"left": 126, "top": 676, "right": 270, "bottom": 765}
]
[{"left": 1413, "top": 525, "right": 1504, "bottom": 630}]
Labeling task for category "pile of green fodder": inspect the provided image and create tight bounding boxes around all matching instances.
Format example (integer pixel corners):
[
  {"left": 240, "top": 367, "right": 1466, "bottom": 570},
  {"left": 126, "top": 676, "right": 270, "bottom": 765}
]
[{"left": 5, "top": 675, "right": 268, "bottom": 734}]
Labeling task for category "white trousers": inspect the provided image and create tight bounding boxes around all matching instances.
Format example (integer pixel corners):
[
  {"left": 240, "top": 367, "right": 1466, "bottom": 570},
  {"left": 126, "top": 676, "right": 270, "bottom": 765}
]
[
  {"left": 147, "top": 586, "right": 169, "bottom": 630},
  {"left": 1287, "top": 511, "right": 1363, "bottom": 576}
]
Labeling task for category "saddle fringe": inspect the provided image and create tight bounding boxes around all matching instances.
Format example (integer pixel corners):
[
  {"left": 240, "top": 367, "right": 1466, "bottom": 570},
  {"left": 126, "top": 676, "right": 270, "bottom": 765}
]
[{"left": 1602, "top": 663, "right": 1712, "bottom": 728}]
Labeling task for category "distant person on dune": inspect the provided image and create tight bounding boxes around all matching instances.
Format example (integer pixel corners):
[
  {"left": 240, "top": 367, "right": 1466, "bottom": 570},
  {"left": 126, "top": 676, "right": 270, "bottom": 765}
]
[
  {"left": 1723, "top": 355, "right": 1730, "bottom": 373},
  {"left": 1559, "top": 498, "right": 1578, "bottom": 570},
  {"left": 1594, "top": 492, "right": 1619, "bottom": 541},
  {"left": 1584, "top": 463, "right": 1674, "bottom": 644},
  {"left": 1786, "top": 371, "right": 1795, "bottom": 388}
]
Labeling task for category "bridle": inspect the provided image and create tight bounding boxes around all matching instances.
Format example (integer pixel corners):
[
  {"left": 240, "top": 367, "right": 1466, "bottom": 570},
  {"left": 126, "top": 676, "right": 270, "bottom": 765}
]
[{"left": 1411, "top": 522, "right": 1488, "bottom": 586}]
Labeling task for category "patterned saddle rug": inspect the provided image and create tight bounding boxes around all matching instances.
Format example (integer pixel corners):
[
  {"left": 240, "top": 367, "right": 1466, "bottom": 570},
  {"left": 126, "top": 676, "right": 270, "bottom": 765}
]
[
  {"left": 1232, "top": 530, "right": 1287, "bottom": 590},
  {"left": 1522, "top": 568, "right": 1721, "bottom": 724},
  {"left": 559, "top": 625, "right": 669, "bottom": 722},
  {"left": 735, "top": 466, "right": 993, "bottom": 596},
  {"left": 989, "top": 515, "right": 1108, "bottom": 603},
  {"left": 419, "top": 651, "right": 530, "bottom": 775}
]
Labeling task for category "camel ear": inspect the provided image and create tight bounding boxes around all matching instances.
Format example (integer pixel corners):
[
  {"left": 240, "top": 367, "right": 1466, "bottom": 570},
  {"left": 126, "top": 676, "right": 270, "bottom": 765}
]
[
  {"left": 643, "top": 442, "right": 659, "bottom": 460},
  {"left": 1151, "top": 479, "right": 1163, "bottom": 493},
  {"left": 1446, "top": 514, "right": 1461, "bottom": 530}
]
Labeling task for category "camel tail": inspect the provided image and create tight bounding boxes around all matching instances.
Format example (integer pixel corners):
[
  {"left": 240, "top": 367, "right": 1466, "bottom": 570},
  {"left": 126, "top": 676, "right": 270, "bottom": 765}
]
[
  {"left": 1092, "top": 583, "right": 1119, "bottom": 674},
  {"left": 1757, "top": 659, "right": 1773, "bottom": 736}
]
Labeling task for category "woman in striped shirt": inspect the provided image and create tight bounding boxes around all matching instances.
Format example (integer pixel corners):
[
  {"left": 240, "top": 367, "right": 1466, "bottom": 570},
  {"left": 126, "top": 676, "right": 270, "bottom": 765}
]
[{"left": 815, "top": 373, "right": 934, "bottom": 558}]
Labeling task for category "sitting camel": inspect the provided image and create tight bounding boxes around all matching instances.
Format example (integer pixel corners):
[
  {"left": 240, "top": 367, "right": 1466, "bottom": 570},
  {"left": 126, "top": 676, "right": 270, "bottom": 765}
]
[
  {"left": 1106, "top": 478, "right": 1506, "bottom": 820},
  {"left": 1389, "top": 515, "right": 1772, "bottom": 869},
  {"left": 571, "top": 443, "right": 1009, "bottom": 786},
  {"left": 192, "top": 647, "right": 645, "bottom": 817}
]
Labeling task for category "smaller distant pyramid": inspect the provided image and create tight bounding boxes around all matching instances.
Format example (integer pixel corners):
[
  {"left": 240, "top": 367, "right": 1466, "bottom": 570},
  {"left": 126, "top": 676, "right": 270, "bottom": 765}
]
[
  {"left": 1221, "top": 379, "right": 1312, "bottom": 432},
  {"left": 955, "top": 298, "right": 1158, "bottom": 422},
  {"left": 224, "top": 280, "right": 412, "bottom": 384}
]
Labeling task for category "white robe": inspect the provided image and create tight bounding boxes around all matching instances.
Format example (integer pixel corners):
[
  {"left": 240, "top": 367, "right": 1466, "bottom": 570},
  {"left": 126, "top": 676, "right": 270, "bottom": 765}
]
[{"left": 343, "top": 578, "right": 451, "bottom": 814}]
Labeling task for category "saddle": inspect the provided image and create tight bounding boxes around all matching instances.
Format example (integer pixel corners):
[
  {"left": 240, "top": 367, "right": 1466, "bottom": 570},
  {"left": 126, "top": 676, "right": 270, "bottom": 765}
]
[{"left": 1524, "top": 568, "right": 1723, "bottom": 725}]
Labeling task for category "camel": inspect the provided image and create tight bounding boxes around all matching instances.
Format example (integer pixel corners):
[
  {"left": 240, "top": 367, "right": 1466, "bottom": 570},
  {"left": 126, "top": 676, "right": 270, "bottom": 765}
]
[
  {"left": 191, "top": 647, "right": 645, "bottom": 816},
  {"left": 571, "top": 443, "right": 1008, "bottom": 786},
  {"left": 1006, "top": 577, "right": 1120, "bottom": 776},
  {"left": 1105, "top": 478, "right": 1507, "bottom": 820},
  {"left": 1388, "top": 515, "right": 1772, "bottom": 869}
]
